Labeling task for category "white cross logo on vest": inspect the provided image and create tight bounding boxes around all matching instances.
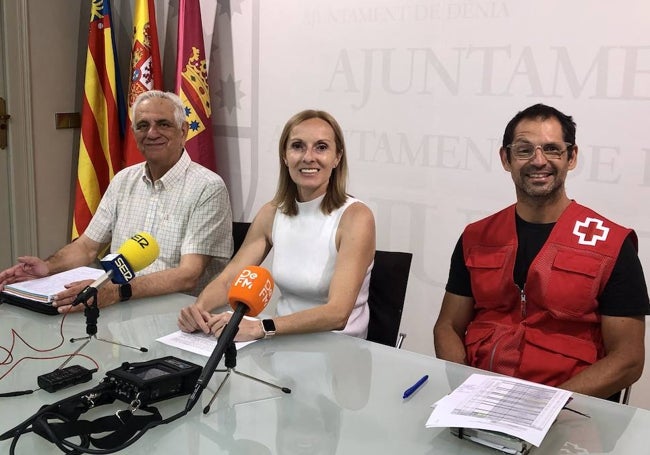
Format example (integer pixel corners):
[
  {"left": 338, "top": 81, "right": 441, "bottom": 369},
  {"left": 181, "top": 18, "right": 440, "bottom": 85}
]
[{"left": 573, "top": 217, "right": 610, "bottom": 246}]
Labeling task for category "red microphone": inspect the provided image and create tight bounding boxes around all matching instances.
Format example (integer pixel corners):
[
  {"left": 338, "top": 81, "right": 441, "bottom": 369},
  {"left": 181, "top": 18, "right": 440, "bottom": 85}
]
[{"left": 186, "top": 266, "right": 274, "bottom": 411}]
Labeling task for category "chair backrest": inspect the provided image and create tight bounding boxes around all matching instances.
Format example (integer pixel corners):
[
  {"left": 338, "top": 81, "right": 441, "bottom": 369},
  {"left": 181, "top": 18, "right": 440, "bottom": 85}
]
[
  {"left": 366, "top": 250, "right": 413, "bottom": 347},
  {"left": 621, "top": 386, "right": 631, "bottom": 405},
  {"left": 232, "top": 221, "right": 251, "bottom": 258}
]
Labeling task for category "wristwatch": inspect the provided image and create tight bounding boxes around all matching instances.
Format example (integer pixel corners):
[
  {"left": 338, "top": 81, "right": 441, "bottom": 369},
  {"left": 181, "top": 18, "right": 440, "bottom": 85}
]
[
  {"left": 261, "top": 319, "right": 276, "bottom": 338},
  {"left": 119, "top": 283, "right": 132, "bottom": 302}
]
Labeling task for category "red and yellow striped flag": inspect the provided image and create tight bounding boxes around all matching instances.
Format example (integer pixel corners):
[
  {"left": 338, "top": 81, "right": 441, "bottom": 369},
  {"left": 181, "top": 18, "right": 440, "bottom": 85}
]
[
  {"left": 72, "top": 0, "right": 125, "bottom": 239},
  {"left": 175, "top": 0, "right": 217, "bottom": 171},
  {"left": 123, "top": 0, "right": 163, "bottom": 167}
]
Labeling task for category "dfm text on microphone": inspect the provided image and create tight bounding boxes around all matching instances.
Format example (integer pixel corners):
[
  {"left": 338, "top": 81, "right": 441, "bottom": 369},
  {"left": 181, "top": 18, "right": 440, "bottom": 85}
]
[
  {"left": 73, "top": 232, "right": 160, "bottom": 307},
  {"left": 228, "top": 266, "right": 274, "bottom": 316},
  {"left": 185, "top": 266, "right": 274, "bottom": 412}
]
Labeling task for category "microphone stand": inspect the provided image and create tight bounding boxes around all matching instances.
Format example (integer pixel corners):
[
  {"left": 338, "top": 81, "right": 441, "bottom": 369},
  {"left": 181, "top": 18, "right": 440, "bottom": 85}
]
[
  {"left": 62, "top": 288, "right": 147, "bottom": 367},
  {"left": 202, "top": 340, "right": 291, "bottom": 414}
]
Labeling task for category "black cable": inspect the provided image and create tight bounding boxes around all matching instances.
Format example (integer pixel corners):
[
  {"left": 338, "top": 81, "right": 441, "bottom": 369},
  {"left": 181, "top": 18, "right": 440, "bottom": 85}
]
[{"left": 0, "top": 389, "right": 34, "bottom": 397}]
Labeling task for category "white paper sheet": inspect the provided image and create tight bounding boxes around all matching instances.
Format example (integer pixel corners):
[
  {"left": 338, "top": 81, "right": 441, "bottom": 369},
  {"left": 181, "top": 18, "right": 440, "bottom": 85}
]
[{"left": 156, "top": 329, "right": 256, "bottom": 357}]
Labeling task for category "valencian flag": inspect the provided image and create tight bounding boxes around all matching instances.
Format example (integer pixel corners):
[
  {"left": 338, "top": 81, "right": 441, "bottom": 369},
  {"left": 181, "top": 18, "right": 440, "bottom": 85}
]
[
  {"left": 72, "top": 0, "right": 126, "bottom": 239},
  {"left": 123, "top": 0, "right": 163, "bottom": 167},
  {"left": 175, "top": 0, "right": 217, "bottom": 171}
]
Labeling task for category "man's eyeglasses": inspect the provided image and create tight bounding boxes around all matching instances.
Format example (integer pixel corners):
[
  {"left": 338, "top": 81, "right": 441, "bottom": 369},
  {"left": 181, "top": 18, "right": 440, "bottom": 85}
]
[{"left": 506, "top": 142, "right": 572, "bottom": 160}]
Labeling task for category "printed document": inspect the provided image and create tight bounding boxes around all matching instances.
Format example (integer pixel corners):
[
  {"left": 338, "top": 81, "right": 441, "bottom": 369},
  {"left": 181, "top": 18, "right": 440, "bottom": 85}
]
[
  {"left": 157, "top": 330, "right": 255, "bottom": 357},
  {"left": 426, "top": 373, "right": 572, "bottom": 447},
  {"left": 156, "top": 314, "right": 258, "bottom": 357}
]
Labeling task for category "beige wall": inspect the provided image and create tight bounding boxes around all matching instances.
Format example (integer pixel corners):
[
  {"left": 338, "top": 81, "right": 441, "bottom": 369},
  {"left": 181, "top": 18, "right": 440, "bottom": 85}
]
[{"left": 27, "top": 1, "right": 84, "bottom": 257}]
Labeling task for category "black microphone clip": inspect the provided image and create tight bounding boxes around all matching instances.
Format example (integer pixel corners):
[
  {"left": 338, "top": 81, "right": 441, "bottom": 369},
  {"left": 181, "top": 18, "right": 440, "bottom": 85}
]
[{"left": 72, "top": 285, "right": 97, "bottom": 307}]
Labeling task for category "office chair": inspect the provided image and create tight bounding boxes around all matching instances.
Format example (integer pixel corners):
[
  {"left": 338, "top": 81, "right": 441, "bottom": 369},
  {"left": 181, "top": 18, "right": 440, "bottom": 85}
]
[
  {"left": 232, "top": 221, "right": 251, "bottom": 258},
  {"left": 621, "top": 386, "right": 631, "bottom": 405},
  {"left": 366, "top": 250, "right": 413, "bottom": 348}
]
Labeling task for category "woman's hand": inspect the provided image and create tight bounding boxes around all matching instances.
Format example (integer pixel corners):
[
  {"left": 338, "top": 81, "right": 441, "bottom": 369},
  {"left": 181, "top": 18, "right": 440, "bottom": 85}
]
[
  {"left": 178, "top": 304, "right": 214, "bottom": 333},
  {"left": 208, "top": 312, "right": 265, "bottom": 341}
]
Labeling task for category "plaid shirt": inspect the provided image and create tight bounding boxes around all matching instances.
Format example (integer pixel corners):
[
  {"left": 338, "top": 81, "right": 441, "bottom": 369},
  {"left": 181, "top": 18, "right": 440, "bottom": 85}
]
[{"left": 85, "top": 151, "right": 232, "bottom": 294}]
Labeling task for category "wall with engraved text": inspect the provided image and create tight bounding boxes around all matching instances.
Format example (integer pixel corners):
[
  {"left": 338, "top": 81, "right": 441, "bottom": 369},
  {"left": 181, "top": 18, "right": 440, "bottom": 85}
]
[
  {"left": 162, "top": 0, "right": 650, "bottom": 407},
  {"left": 7, "top": 0, "right": 648, "bottom": 431}
]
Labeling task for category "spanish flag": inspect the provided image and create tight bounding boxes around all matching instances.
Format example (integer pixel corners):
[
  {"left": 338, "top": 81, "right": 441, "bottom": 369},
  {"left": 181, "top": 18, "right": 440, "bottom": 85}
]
[
  {"left": 72, "top": 0, "right": 126, "bottom": 239},
  {"left": 123, "top": 0, "right": 163, "bottom": 167},
  {"left": 175, "top": 0, "right": 217, "bottom": 171}
]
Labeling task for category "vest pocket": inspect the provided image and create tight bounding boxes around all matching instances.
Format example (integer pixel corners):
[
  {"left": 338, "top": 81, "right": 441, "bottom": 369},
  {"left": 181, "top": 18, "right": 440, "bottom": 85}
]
[
  {"left": 519, "top": 328, "right": 598, "bottom": 387},
  {"left": 466, "top": 249, "right": 511, "bottom": 310},
  {"left": 552, "top": 249, "right": 601, "bottom": 277},
  {"left": 465, "top": 321, "right": 519, "bottom": 375},
  {"left": 544, "top": 250, "right": 603, "bottom": 318}
]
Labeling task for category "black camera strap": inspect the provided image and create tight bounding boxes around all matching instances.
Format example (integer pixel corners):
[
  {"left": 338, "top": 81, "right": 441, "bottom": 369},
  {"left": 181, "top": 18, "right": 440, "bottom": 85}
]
[
  {"left": 2, "top": 381, "right": 164, "bottom": 453},
  {"left": 33, "top": 405, "right": 162, "bottom": 450},
  {"left": 2, "top": 356, "right": 200, "bottom": 453}
]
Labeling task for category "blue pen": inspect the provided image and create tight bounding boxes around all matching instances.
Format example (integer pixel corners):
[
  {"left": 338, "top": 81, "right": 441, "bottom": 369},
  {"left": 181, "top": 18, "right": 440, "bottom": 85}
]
[{"left": 403, "top": 375, "right": 428, "bottom": 399}]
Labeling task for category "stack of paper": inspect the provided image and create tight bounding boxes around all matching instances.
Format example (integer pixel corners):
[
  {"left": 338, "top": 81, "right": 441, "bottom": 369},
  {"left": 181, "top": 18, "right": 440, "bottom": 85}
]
[
  {"left": 2, "top": 266, "right": 104, "bottom": 303},
  {"left": 426, "top": 373, "right": 572, "bottom": 450}
]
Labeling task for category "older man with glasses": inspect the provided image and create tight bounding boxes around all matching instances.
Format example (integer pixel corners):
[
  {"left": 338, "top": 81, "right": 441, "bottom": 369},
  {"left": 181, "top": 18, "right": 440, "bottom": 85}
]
[
  {"left": 433, "top": 103, "right": 649, "bottom": 401},
  {"left": 0, "top": 91, "right": 233, "bottom": 313}
]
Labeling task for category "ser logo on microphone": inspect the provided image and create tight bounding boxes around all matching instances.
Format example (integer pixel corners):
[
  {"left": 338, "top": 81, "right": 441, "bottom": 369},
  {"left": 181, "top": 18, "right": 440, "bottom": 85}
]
[
  {"left": 131, "top": 233, "right": 151, "bottom": 249},
  {"left": 115, "top": 256, "right": 134, "bottom": 281},
  {"left": 234, "top": 269, "right": 273, "bottom": 305}
]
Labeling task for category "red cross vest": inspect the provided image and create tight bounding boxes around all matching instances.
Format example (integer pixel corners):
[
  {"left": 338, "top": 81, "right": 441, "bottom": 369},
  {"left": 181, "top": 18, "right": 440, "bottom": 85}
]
[{"left": 462, "top": 201, "right": 635, "bottom": 387}]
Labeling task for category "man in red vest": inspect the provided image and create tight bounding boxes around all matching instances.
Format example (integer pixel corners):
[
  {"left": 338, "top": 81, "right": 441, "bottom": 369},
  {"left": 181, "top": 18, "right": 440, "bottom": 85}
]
[{"left": 434, "top": 104, "right": 649, "bottom": 400}]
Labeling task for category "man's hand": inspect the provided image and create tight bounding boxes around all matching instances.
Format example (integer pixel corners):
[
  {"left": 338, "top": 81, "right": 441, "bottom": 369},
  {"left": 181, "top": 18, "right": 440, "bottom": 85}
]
[
  {"left": 53, "top": 279, "right": 119, "bottom": 314},
  {"left": 0, "top": 256, "right": 49, "bottom": 290},
  {"left": 433, "top": 292, "right": 475, "bottom": 364}
]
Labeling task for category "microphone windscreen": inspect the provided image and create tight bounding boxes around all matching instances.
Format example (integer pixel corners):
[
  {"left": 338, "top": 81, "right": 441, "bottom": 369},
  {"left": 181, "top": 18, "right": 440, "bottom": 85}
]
[
  {"left": 117, "top": 232, "right": 160, "bottom": 272},
  {"left": 227, "top": 266, "right": 274, "bottom": 317}
]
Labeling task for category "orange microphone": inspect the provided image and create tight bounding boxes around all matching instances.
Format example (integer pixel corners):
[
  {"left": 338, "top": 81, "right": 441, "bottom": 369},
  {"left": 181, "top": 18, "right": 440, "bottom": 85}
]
[
  {"left": 227, "top": 266, "right": 274, "bottom": 317},
  {"left": 186, "top": 266, "right": 274, "bottom": 412}
]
